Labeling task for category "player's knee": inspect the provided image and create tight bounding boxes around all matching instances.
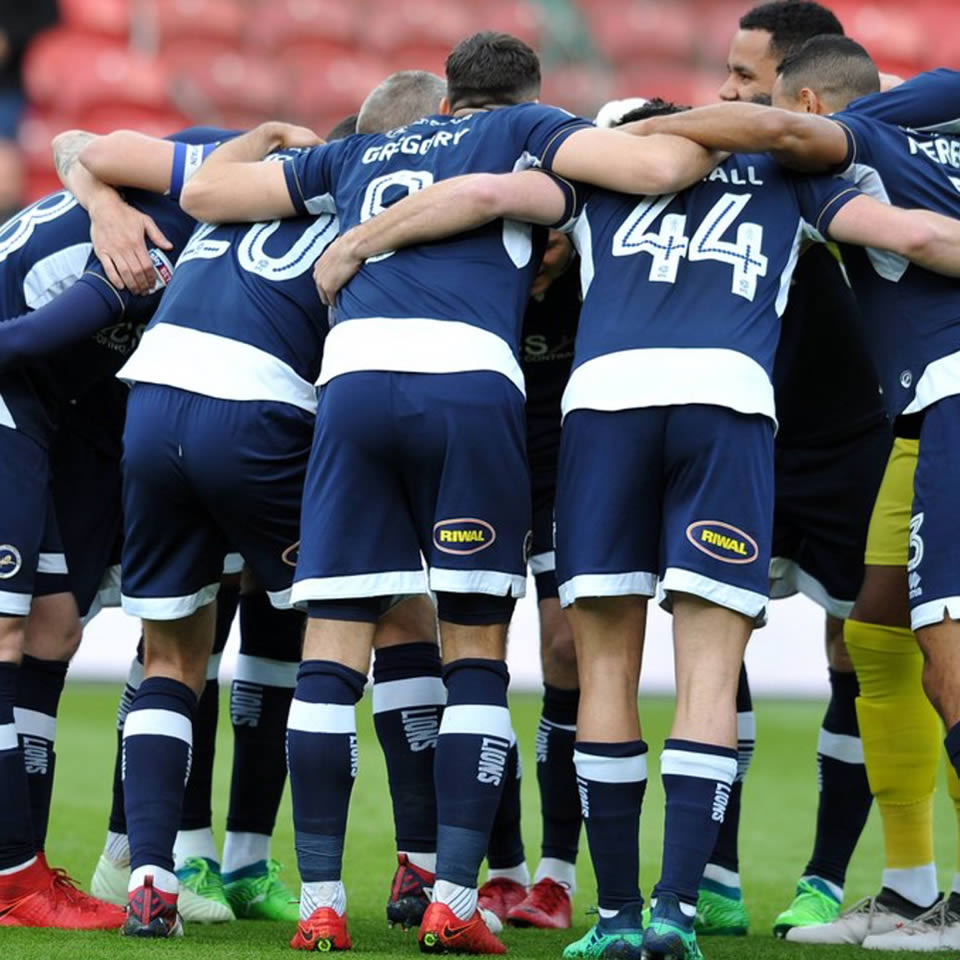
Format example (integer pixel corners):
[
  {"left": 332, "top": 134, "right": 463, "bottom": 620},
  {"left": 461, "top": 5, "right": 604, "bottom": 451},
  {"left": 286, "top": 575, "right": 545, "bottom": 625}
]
[
  {"left": 374, "top": 594, "right": 438, "bottom": 649},
  {"left": 0, "top": 615, "right": 25, "bottom": 664},
  {"left": 23, "top": 592, "right": 83, "bottom": 661},
  {"left": 850, "top": 565, "right": 911, "bottom": 628},
  {"left": 826, "top": 617, "right": 855, "bottom": 672},
  {"left": 540, "top": 599, "right": 578, "bottom": 687}
]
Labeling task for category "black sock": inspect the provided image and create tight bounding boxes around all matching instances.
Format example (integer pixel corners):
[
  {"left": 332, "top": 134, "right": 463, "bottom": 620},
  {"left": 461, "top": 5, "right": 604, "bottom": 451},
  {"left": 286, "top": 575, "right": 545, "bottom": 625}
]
[
  {"left": 487, "top": 739, "right": 525, "bottom": 871},
  {"left": 108, "top": 648, "right": 143, "bottom": 836},
  {"left": 804, "top": 669, "right": 872, "bottom": 888},
  {"left": 0, "top": 661, "right": 35, "bottom": 870},
  {"left": 537, "top": 685, "right": 580, "bottom": 865}
]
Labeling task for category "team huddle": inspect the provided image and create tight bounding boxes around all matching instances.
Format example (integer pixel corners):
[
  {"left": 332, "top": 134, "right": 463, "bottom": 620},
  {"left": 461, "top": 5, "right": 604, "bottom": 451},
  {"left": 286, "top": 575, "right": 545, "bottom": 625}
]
[{"left": 2, "top": 1, "right": 960, "bottom": 958}]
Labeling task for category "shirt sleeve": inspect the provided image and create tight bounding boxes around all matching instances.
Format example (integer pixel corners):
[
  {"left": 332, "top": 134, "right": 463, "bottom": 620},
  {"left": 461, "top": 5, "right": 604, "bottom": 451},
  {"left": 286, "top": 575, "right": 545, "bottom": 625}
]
[
  {"left": 511, "top": 103, "right": 595, "bottom": 171},
  {"left": 792, "top": 173, "right": 863, "bottom": 238},
  {"left": 165, "top": 127, "right": 242, "bottom": 200},
  {"left": 844, "top": 69, "right": 960, "bottom": 133},
  {"left": 283, "top": 143, "right": 343, "bottom": 215}
]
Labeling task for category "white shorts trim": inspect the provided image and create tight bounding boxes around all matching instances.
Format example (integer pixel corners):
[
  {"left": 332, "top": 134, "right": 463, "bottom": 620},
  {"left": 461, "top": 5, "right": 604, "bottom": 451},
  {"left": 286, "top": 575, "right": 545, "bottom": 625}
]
[
  {"left": 222, "top": 553, "right": 244, "bottom": 576},
  {"left": 0, "top": 589, "right": 31, "bottom": 616},
  {"left": 429, "top": 568, "right": 526, "bottom": 598},
  {"left": 529, "top": 551, "right": 556, "bottom": 575},
  {"left": 266, "top": 586, "right": 293, "bottom": 610},
  {"left": 123, "top": 708, "right": 193, "bottom": 745},
  {"left": 817, "top": 729, "right": 864, "bottom": 764},
  {"left": 291, "top": 571, "right": 428, "bottom": 607},
  {"left": 0, "top": 395, "right": 15, "bottom": 430},
  {"left": 574, "top": 749, "right": 648, "bottom": 784},
  {"left": 768, "top": 558, "right": 854, "bottom": 619},
  {"left": 13, "top": 707, "right": 56, "bottom": 742},
  {"left": 287, "top": 699, "right": 356, "bottom": 734},
  {"left": 234, "top": 654, "right": 299, "bottom": 689},
  {"left": 439, "top": 703, "right": 512, "bottom": 740},
  {"left": 557, "top": 571, "right": 658, "bottom": 608},
  {"left": 0, "top": 721, "right": 18, "bottom": 751},
  {"left": 661, "top": 748, "right": 737, "bottom": 783},
  {"left": 912, "top": 595, "right": 960, "bottom": 631},
  {"left": 98, "top": 564, "right": 122, "bottom": 607},
  {"left": 372, "top": 676, "right": 446, "bottom": 714},
  {"left": 737, "top": 711, "right": 756, "bottom": 741},
  {"left": 660, "top": 567, "right": 767, "bottom": 620},
  {"left": 318, "top": 317, "right": 526, "bottom": 397},
  {"left": 36, "top": 552, "right": 68, "bottom": 575},
  {"left": 121, "top": 583, "right": 220, "bottom": 620}
]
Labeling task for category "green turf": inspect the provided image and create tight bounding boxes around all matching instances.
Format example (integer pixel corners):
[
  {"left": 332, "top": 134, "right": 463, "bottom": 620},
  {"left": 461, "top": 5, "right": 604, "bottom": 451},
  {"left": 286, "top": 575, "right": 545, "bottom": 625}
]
[{"left": 4, "top": 684, "right": 958, "bottom": 958}]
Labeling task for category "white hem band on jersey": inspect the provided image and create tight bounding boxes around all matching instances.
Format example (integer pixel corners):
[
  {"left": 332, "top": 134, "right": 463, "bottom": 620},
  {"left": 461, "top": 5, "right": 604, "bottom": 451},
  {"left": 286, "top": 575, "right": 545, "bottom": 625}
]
[
  {"left": 557, "top": 571, "right": 658, "bottom": 608},
  {"left": 0, "top": 589, "right": 31, "bottom": 616},
  {"left": 529, "top": 551, "right": 556, "bottom": 575},
  {"left": 561, "top": 348, "right": 777, "bottom": 426},
  {"left": 912, "top": 595, "right": 960, "bottom": 631},
  {"left": 291, "top": 571, "right": 429, "bottom": 606},
  {"left": 120, "top": 582, "right": 220, "bottom": 620},
  {"left": 660, "top": 567, "right": 768, "bottom": 620},
  {"left": 902, "top": 349, "right": 960, "bottom": 416},
  {"left": 317, "top": 317, "right": 526, "bottom": 396},
  {"left": 222, "top": 553, "right": 244, "bottom": 576},
  {"left": 768, "top": 557, "right": 855, "bottom": 620},
  {"left": 118, "top": 323, "right": 318, "bottom": 414}
]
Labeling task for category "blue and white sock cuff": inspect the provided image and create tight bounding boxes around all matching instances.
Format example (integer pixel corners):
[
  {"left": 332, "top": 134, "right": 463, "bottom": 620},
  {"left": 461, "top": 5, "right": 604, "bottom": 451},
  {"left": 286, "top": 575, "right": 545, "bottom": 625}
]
[
  {"left": 287, "top": 699, "right": 356, "bottom": 734},
  {"left": 372, "top": 676, "right": 446, "bottom": 714},
  {"left": 123, "top": 708, "right": 193, "bottom": 745},
  {"left": 817, "top": 728, "right": 864, "bottom": 764},
  {"left": 661, "top": 745, "right": 737, "bottom": 784},
  {"left": 14, "top": 707, "right": 56, "bottom": 742},
  {"left": 439, "top": 703, "right": 512, "bottom": 741},
  {"left": 0, "top": 721, "right": 16, "bottom": 751},
  {"left": 573, "top": 749, "right": 648, "bottom": 784},
  {"left": 234, "top": 653, "right": 299, "bottom": 689}
]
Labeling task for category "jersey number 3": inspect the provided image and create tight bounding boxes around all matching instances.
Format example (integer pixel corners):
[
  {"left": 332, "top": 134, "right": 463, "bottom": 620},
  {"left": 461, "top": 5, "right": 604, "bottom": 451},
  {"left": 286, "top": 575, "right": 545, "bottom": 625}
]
[{"left": 612, "top": 192, "right": 768, "bottom": 301}]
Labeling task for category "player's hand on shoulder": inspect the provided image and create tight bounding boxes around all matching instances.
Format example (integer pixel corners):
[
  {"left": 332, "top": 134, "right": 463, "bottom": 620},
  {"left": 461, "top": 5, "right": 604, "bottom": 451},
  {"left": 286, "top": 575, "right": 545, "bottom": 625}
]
[
  {"left": 88, "top": 192, "right": 173, "bottom": 294},
  {"left": 262, "top": 121, "right": 324, "bottom": 151},
  {"left": 313, "top": 233, "right": 364, "bottom": 307}
]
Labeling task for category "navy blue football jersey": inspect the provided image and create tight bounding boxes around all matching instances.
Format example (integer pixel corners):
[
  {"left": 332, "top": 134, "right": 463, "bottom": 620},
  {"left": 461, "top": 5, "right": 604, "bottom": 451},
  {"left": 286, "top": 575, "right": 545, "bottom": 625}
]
[
  {"left": 282, "top": 104, "right": 588, "bottom": 393},
  {"left": 563, "top": 153, "right": 859, "bottom": 423},
  {"left": 120, "top": 152, "right": 337, "bottom": 413},
  {"left": 843, "top": 69, "right": 960, "bottom": 133},
  {"left": 831, "top": 76, "right": 960, "bottom": 421}
]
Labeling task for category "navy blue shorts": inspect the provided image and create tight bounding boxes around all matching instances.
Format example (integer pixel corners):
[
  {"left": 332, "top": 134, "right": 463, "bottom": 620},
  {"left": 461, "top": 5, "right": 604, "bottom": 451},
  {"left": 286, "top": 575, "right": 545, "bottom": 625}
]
[
  {"left": 530, "top": 471, "right": 558, "bottom": 601},
  {"left": 0, "top": 427, "right": 65, "bottom": 616},
  {"left": 291, "top": 371, "right": 531, "bottom": 608},
  {"left": 555, "top": 405, "right": 774, "bottom": 619},
  {"left": 770, "top": 418, "right": 891, "bottom": 618},
  {"left": 909, "top": 395, "right": 960, "bottom": 630},
  {"left": 121, "top": 385, "right": 312, "bottom": 619}
]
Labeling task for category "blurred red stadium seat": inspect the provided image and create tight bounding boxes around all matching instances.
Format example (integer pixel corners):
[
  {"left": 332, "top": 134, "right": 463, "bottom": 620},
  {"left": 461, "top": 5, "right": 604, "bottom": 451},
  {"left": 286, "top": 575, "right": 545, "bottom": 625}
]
[
  {"left": 74, "top": 104, "right": 193, "bottom": 138},
  {"left": 578, "top": 0, "right": 697, "bottom": 65},
  {"left": 153, "top": 0, "right": 249, "bottom": 46},
  {"left": 540, "top": 63, "right": 614, "bottom": 117},
  {"left": 612, "top": 63, "right": 706, "bottom": 107},
  {"left": 58, "top": 0, "right": 130, "bottom": 38},
  {"left": 831, "top": 2, "right": 928, "bottom": 71},
  {"left": 367, "top": 0, "right": 474, "bottom": 54},
  {"left": 24, "top": 169, "right": 65, "bottom": 204},
  {"left": 286, "top": 49, "right": 386, "bottom": 121},
  {"left": 18, "top": 109, "right": 68, "bottom": 174},
  {"left": 24, "top": 30, "right": 169, "bottom": 112},
  {"left": 477, "top": 1, "right": 543, "bottom": 47},
  {"left": 251, "top": 0, "right": 356, "bottom": 53}
]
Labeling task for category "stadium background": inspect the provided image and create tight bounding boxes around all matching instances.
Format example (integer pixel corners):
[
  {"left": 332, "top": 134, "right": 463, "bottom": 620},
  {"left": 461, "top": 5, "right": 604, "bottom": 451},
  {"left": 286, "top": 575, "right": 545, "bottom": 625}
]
[{"left": 11, "top": 0, "right": 954, "bottom": 695}]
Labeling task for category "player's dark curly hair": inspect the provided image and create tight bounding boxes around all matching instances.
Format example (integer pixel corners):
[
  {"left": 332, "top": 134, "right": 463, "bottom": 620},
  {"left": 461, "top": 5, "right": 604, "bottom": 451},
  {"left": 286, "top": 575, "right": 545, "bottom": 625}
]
[
  {"left": 616, "top": 98, "right": 691, "bottom": 126},
  {"left": 445, "top": 32, "right": 541, "bottom": 111},
  {"left": 740, "top": 1, "right": 844, "bottom": 58}
]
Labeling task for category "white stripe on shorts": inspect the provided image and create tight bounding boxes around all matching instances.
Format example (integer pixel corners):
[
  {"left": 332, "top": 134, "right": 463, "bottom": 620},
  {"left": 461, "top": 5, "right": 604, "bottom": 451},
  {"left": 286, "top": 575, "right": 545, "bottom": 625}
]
[
  {"left": 0, "top": 589, "right": 31, "bottom": 616},
  {"left": 36, "top": 552, "right": 68, "bottom": 574},
  {"left": 429, "top": 568, "right": 526, "bottom": 598},
  {"left": 558, "top": 571, "right": 658, "bottom": 608},
  {"left": 912, "top": 595, "right": 960, "bottom": 631},
  {"left": 291, "top": 571, "right": 427, "bottom": 607},
  {"left": 121, "top": 582, "right": 219, "bottom": 620},
  {"left": 660, "top": 567, "right": 767, "bottom": 620},
  {"left": 529, "top": 551, "right": 556, "bottom": 575}
]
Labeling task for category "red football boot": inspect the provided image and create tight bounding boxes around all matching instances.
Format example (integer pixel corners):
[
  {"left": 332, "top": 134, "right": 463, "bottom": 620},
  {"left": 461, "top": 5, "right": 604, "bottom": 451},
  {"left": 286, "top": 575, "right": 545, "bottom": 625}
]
[
  {"left": 419, "top": 901, "right": 507, "bottom": 954},
  {"left": 506, "top": 878, "right": 572, "bottom": 929},
  {"left": 387, "top": 853, "right": 435, "bottom": 928},
  {"left": 478, "top": 878, "right": 527, "bottom": 922},
  {"left": 0, "top": 855, "right": 125, "bottom": 930},
  {"left": 291, "top": 906, "right": 352, "bottom": 951},
  {"left": 122, "top": 874, "right": 182, "bottom": 938}
]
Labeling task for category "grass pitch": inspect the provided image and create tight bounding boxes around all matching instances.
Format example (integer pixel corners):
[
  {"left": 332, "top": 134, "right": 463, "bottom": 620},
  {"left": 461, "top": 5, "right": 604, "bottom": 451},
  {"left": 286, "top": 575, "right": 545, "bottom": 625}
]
[{"left": 3, "top": 684, "right": 958, "bottom": 959}]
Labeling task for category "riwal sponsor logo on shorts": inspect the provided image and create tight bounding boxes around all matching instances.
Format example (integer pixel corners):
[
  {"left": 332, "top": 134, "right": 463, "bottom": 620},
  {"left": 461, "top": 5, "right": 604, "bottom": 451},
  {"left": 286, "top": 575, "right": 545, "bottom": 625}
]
[
  {"left": 433, "top": 518, "right": 496, "bottom": 555},
  {"left": 0, "top": 544, "right": 21, "bottom": 579},
  {"left": 686, "top": 521, "right": 759, "bottom": 565}
]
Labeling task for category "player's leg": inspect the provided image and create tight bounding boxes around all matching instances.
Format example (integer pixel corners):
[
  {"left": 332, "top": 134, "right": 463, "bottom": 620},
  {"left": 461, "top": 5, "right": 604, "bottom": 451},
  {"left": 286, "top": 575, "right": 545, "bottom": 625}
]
[
  {"left": 286, "top": 371, "right": 426, "bottom": 951},
  {"left": 643, "top": 405, "right": 772, "bottom": 960},
  {"left": 173, "top": 572, "right": 239, "bottom": 924},
  {"left": 554, "top": 407, "right": 662, "bottom": 959},
  {"left": 222, "top": 579, "right": 302, "bottom": 923},
  {"left": 371, "top": 594, "right": 444, "bottom": 929},
  {"left": 118, "top": 384, "right": 228, "bottom": 938}
]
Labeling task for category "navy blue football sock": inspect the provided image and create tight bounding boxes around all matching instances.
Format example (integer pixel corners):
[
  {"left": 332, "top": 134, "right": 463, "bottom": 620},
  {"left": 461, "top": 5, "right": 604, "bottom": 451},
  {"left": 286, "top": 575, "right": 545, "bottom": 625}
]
[
  {"left": 0, "top": 661, "right": 35, "bottom": 870},
  {"left": 537, "top": 685, "right": 581, "bottom": 865},
  {"left": 804, "top": 669, "right": 872, "bottom": 888},
  {"left": 372, "top": 642, "right": 444, "bottom": 855},
  {"left": 574, "top": 740, "right": 647, "bottom": 911},
  {"left": 488, "top": 737, "right": 525, "bottom": 870},
  {"left": 108, "top": 650, "right": 143, "bottom": 836},
  {"left": 654, "top": 739, "right": 738, "bottom": 910},
  {"left": 706, "top": 665, "right": 753, "bottom": 879},
  {"left": 14, "top": 655, "right": 67, "bottom": 851},
  {"left": 123, "top": 676, "right": 197, "bottom": 875},
  {"left": 287, "top": 660, "right": 366, "bottom": 882},
  {"left": 946, "top": 722, "right": 960, "bottom": 784},
  {"left": 225, "top": 592, "right": 300, "bottom": 844},
  {"left": 434, "top": 658, "right": 511, "bottom": 888}
]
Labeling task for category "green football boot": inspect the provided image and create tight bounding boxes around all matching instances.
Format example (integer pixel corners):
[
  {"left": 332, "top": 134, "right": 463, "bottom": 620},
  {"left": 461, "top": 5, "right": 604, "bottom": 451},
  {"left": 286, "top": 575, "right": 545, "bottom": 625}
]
[
  {"left": 694, "top": 882, "right": 749, "bottom": 936},
  {"left": 642, "top": 895, "right": 704, "bottom": 960},
  {"left": 176, "top": 856, "right": 235, "bottom": 923},
  {"left": 224, "top": 858, "right": 300, "bottom": 922},
  {"left": 773, "top": 877, "right": 842, "bottom": 938},
  {"left": 563, "top": 903, "right": 645, "bottom": 959}
]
